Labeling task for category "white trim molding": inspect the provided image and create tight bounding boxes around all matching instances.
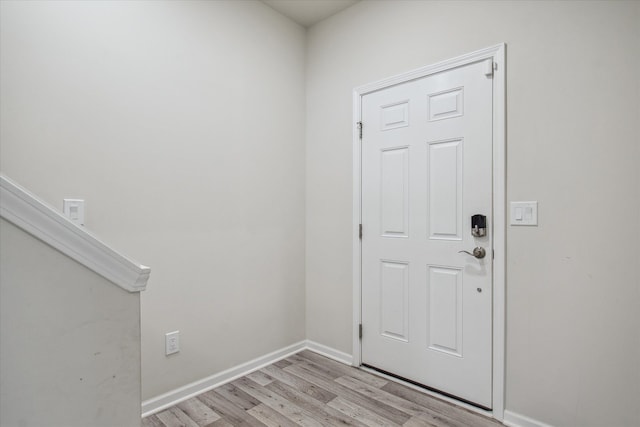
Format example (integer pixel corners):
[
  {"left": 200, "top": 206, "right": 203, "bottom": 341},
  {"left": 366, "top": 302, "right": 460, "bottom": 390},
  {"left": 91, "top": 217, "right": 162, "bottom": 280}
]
[
  {"left": 306, "top": 340, "right": 353, "bottom": 365},
  {"left": 504, "top": 410, "right": 555, "bottom": 427},
  {"left": 0, "top": 175, "right": 150, "bottom": 292},
  {"left": 352, "top": 44, "right": 507, "bottom": 421},
  {"left": 141, "top": 341, "right": 307, "bottom": 417}
]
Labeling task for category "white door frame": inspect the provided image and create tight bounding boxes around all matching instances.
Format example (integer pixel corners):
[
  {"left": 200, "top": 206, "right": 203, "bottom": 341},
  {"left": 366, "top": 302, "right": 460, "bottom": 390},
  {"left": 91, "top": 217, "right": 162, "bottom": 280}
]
[{"left": 352, "top": 43, "right": 506, "bottom": 421}]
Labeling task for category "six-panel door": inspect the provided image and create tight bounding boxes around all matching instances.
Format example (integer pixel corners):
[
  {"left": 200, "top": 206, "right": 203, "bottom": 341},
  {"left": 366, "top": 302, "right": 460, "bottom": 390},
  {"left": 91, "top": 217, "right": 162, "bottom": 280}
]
[{"left": 361, "top": 59, "right": 494, "bottom": 408}]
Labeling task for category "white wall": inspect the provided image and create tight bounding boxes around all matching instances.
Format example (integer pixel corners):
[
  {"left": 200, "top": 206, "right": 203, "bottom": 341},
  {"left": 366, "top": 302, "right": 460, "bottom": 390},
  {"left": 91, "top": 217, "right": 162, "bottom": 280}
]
[
  {"left": 0, "top": 0, "right": 307, "bottom": 400},
  {"left": 305, "top": 1, "right": 640, "bottom": 426},
  {"left": 0, "top": 219, "right": 142, "bottom": 427},
  {"left": 2, "top": 1, "right": 639, "bottom": 425}
]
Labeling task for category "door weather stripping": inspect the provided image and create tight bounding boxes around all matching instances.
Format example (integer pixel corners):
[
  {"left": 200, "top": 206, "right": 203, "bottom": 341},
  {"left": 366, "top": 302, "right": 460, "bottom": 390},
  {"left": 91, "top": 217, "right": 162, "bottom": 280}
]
[{"left": 357, "top": 121, "right": 363, "bottom": 139}]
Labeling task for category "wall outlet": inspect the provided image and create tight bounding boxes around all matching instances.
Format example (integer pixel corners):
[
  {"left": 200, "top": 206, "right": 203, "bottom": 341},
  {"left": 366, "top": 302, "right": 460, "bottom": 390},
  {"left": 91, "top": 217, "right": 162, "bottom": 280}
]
[{"left": 165, "top": 331, "right": 180, "bottom": 355}]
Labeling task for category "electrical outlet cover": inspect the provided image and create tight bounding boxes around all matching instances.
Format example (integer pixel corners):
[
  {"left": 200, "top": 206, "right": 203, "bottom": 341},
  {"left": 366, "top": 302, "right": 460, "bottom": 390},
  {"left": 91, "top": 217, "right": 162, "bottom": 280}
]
[{"left": 165, "top": 331, "right": 180, "bottom": 355}]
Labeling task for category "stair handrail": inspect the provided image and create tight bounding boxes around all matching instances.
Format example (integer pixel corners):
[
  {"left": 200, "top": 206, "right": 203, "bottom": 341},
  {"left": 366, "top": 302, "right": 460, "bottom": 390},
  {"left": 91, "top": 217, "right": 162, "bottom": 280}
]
[{"left": 0, "top": 175, "right": 150, "bottom": 292}]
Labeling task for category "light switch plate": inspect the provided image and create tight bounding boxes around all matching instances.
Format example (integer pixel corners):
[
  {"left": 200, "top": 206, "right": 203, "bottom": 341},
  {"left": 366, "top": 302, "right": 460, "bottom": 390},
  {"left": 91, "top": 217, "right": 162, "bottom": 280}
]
[
  {"left": 510, "top": 201, "right": 538, "bottom": 226},
  {"left": 63, "top": 199, "right": 85, "bottom": 226}
]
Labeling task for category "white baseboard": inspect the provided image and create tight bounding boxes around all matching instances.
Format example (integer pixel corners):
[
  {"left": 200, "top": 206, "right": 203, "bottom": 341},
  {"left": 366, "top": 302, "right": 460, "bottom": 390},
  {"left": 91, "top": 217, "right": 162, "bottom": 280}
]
[
  {"left": 141, "top": 340, "right": 307, "bottom": 417},
  {"left": 503, "top": 410, "right": 554, "bottom": 427},
  {"left": 305, "top": 340, "right": 353, "bottom": 366},
  {"left": 141, "top": 340, "right": 353, "bottom": 417}
]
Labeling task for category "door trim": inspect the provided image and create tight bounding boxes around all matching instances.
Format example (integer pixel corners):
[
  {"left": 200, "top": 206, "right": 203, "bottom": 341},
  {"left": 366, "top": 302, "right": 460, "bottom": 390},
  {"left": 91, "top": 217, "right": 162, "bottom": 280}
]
[{"left": 352, "top": 43, "right": 506, "bottom": 421}]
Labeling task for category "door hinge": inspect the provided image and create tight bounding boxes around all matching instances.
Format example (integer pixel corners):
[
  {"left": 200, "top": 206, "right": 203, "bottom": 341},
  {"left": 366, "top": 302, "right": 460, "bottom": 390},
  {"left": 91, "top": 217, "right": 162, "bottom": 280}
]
[
  {"left": 359, "top": 324, "right": 363, "bottom": 339},
  {"left": 357, "top": 121, "right": 363, "bottom": 139},
  {"left": 359, "top": 224, "right": 363, "bottom": 239}
]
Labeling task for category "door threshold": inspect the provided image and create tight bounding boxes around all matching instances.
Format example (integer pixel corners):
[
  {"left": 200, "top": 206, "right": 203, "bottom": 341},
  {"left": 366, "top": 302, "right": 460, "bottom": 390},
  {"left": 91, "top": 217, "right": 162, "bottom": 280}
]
[{"left": 360, "top": 364, "right": 494, "bottom": 417}]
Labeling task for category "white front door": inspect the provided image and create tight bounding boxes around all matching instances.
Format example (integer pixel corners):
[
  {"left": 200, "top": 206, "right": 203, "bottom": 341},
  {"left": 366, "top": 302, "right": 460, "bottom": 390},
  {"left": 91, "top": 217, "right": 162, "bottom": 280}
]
[{"left": 361, "top": 59, "right": 493, "bottom": 409}]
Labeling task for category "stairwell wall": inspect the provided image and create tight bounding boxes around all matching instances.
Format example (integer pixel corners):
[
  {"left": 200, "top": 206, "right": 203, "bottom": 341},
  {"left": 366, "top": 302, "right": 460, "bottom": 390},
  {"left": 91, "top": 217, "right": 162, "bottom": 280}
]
[{"left": 0, "top": 0, "right": 307, "bottom": 400}]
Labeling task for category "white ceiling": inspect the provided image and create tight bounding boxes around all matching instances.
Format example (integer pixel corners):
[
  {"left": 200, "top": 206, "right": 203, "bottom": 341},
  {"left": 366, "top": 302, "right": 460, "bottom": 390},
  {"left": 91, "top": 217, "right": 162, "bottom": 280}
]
[{"left": 261, "top": 0, "right": 360, "bottom": 28}]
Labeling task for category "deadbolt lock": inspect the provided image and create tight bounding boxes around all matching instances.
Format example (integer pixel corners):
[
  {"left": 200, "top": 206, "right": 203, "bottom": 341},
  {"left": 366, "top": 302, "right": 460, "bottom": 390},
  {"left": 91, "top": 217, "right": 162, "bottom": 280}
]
[{"left": 471, "top": 214, "right": 487, "bottom": 237}]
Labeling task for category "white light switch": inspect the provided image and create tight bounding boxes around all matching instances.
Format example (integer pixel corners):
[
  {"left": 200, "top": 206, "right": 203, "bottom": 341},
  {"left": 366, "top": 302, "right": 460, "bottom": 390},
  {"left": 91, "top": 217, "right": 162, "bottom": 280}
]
[
  {"left": 510, "top": 201, "right": 537, "bottom": 226},
  {"left": 515, "top": 207, "right": 523, "bottom": 220},
  {"left": 63, "top": 199, "right": 85, "bottom": 226},
  {"left": 69, "top": 206, "right": 79, "bottom": 220}
]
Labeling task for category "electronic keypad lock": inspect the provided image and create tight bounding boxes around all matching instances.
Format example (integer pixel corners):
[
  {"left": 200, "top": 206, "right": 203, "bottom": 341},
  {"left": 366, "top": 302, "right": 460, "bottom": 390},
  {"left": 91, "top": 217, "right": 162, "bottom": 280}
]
[{"left": 471, "top": 214, "right": 487, "bottom": 237}]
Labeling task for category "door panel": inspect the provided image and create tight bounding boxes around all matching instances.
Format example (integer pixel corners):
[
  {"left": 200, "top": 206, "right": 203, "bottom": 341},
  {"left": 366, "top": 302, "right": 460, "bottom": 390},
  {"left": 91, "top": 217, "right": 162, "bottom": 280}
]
[
  {"left": 428, "top": 138, "right": 463, "bottom": 240},
  {"left": 380, "top": 260, "right": 409, "bottom": 341},
  {"left": 361, "top": 59, "right": 493, "bottom": 408},
  {"left": 380, "top": 147, "right": 409, "bottom": 237},
  {"left": 427, "top": 266, "right": 463, "bottom": 356}
]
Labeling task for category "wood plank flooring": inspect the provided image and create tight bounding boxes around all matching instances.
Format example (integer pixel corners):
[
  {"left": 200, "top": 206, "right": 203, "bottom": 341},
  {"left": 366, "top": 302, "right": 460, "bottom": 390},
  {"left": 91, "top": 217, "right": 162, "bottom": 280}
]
[{"left": 142, "top": 350, "right": 502, "bottom": 427}]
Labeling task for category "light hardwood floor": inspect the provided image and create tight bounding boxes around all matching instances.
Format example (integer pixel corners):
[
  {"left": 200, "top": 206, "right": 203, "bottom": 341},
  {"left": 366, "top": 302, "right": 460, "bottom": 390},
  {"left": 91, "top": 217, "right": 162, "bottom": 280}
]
[{"left": 142, "top": 350, "right": 503, "bottom": 427}]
